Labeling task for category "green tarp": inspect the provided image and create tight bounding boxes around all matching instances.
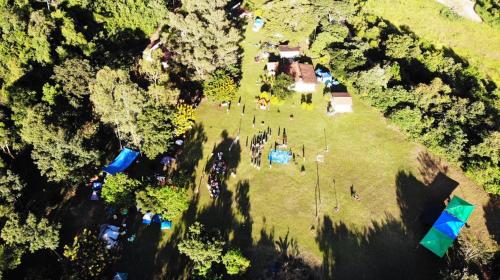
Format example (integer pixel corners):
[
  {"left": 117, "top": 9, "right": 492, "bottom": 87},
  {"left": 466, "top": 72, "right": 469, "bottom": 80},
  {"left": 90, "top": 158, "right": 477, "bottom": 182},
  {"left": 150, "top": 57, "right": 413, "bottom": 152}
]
[
  {"left": 445, "top": 196, "right": 475, "bottom": 223},
  {"left": 420, "top": 227, "right": 455, "bottom": 257}
]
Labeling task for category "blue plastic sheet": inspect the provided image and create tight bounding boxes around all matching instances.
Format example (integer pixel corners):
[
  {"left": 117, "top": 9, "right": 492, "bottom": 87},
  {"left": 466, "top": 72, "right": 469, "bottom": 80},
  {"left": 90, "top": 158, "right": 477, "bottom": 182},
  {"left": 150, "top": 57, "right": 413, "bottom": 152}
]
[
  {"left": 103, "top": 148, "right": 139, "bottom": 175},
  {"left": 432, "top": 211, "right": 464, "bottom": 239},
  {"left": 268, "top": 150, "right": 292, "bottom": 164}
]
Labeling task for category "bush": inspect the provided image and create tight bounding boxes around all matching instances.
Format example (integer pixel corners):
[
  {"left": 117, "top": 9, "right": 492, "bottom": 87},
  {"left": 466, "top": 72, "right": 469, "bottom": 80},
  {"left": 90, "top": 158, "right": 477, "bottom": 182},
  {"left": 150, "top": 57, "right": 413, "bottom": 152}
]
[
  {"left": 222, "top": 249, "right": 250, "bottom": 275},
  {"left": 203, "top": 71, "right": 237, "bottom": 103},
  {"left": 101, "top": 173, "right": 140, "bottom": 207}
]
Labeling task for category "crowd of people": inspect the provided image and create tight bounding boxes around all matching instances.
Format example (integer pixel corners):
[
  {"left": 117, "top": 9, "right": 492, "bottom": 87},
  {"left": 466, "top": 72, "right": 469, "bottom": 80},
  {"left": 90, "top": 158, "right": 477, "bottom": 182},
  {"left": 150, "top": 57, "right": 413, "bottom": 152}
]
[
  {"left": 251, "top": 129, "right": 270, "bottom": 169},
  {"left": 207, "top": 152, "right": 227, "bottom": 198}
]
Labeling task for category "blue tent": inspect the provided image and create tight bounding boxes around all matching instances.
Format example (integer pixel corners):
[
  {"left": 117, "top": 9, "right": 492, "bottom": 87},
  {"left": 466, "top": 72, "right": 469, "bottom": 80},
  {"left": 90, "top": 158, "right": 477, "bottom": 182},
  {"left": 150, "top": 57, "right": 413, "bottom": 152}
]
[
  {"left": 253, "top": 17, "right": 264, "bottom": 31},
  {"left": 161, "top": 220, "right": 172, "bottom": 230},
  {"left": 103, "top": 148, "right": 139, "bottom": 175},
  {"left": 432, "top": 211, "right": 465, "bottom": 239},
  {"left": 268, "top": 150, "right": 292, "bottom": 164},
  {"left": 315, "top": 68, "right": 339, "bottom": 86}
]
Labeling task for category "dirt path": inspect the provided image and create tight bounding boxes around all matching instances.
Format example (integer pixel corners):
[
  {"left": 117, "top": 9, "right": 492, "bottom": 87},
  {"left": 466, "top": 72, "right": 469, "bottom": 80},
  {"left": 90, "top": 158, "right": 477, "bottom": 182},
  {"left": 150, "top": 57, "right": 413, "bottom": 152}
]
[{"left": 436, "top": 0, "right": 483, "bottom": 22}]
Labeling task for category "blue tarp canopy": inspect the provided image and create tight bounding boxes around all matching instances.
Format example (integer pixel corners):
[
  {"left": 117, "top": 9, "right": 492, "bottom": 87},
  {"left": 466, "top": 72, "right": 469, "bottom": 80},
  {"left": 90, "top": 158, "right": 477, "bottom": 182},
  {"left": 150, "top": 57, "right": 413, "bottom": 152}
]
[
  {"left": 315, "top": 68, "right": 339, "bottom": 86},
  {"left": 103, "top": 148, "right": 139, "bottom": 175},
  {"left": 431, "top": 211, "right": 464, "bottom": 239},
  {"left": 268, "top": 150, "right": 292, "bottom": 164},
  {"left": 315, "top": 68, "right": 332, "bottom": 79},
  {"left": 161, "top": 220, "right": 172, "bottom": 230}
]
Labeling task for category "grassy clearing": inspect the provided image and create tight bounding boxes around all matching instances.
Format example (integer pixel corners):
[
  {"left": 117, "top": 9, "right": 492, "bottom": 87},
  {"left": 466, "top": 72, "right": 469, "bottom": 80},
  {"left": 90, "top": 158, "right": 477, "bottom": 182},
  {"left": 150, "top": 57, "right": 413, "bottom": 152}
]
[
  {"left": 365, "top": 0, "right": 500, "bottom": 84},
  {"left": 108, "top": 23, "right": 496, "bottom": 279}
]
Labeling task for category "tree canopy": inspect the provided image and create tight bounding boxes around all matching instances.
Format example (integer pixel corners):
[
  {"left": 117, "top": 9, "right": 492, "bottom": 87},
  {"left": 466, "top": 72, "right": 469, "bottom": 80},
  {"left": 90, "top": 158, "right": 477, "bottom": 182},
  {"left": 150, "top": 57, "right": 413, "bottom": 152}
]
[
  {"left": 135, "top": 185, "right": 189, "bottom": 221},
  {"left": 164, "top": 0, "right": 242, "bottom": 80}
]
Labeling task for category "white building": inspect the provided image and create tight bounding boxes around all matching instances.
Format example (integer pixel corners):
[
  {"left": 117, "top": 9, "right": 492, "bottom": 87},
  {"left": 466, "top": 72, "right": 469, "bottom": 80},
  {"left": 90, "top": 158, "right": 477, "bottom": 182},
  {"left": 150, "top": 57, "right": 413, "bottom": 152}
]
[
  {"left": 331, "top": 92, "right": 353, "bottom": 113},
  {"left": 278, "top": 45, "right": 300, "bottom": 59}
]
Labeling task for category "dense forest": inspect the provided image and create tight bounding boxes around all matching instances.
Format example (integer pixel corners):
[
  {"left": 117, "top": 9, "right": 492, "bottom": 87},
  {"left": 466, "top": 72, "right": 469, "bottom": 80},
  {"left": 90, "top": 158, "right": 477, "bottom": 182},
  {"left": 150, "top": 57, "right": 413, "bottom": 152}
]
[{"left": 0, "top": 0, "right": 498, "bottom": 279}]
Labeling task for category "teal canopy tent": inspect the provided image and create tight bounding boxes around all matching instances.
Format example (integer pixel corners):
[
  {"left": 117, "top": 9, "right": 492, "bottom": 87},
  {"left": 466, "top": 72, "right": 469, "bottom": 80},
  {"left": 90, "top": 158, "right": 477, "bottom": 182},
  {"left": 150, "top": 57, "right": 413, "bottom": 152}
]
[
  {"left": 419, "top": 196, "right": 474, "bottom": 257},
  {"left": 432, "top": 211, "right": 464, "bottom": 239},
  {"left": 445, "top": 196, "right": 475, "bottom": 223},
  {"left": 420, "top": 227, "right": 455, "bottom": 258}
]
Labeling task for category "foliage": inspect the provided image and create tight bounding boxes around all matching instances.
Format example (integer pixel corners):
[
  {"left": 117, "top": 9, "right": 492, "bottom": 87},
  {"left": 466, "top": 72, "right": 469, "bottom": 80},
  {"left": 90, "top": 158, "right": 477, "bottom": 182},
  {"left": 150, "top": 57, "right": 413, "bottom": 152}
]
[
  {"left": 89, "top": 67, "right": 145, "bottom": 147},
  {"left": 139, "top": 48, "right": 169, "bottom": 86},
  {"left": 52, "top": 58, "right": 95, "bottom": 108},
  {"left": 1, "top": 213, "right": 60, "bottom": 253},
  {"left": 178, "top": 222, "right": 225, "bottom": 277},
  {"left": 222, "top": 249, "right": 250, "bottom": 275},
  {"left": 0, "top": 170, "right": 25, "bottom": 204},
  {"left": 203, "top": 71, "right": 238, "bottom": 103},
  {"left": 63, "top": 229, "right": 115, "bottom": 279},
  {"left": 51, "top": 9, "right": 94, "bottom": 56},
  {"left": 272, "top": 73, "right": 293, "bottom": 100},
  {"left": 262, "top": 0, "right": 337, "bottom": 43},
  {"left": 19, "top": 105, "right": 99, "bottom": 182},
  {"left": 317, "top": 4, "right": 499, "bottom": 193},
  {"left": 310, "top": 22, "right": 349, "bottom": 56},
  {"left": 135, "top": 185, "right": 189, "bottom": 221},
  {"left": 0, "top": 245, "right": 24, "bottom": 278},
  {"left": 137, "top": 105, "right": 174, "bottom": 159},
  {"left": 475, "top": 0, "right": 500, "bottom": 26},
  {"left": 384, "top": 34, "right": 421, "bottom": 60},
  {"left": 92, "top": 0, "right": 167, "bottom": 36},
  {"left": 172, "top": 104, "right": 195, "bottom": 136},
  {"left": 147, "top": 84, "right": 180, "bottom": 107},
  {"left": 441, "top": 234, "right": 495, "bottom": 280},
  {"left": 101, "top": 173, "right": 141, "bottom": 207},
  {"left": 164, "top": 0, "right": 242, "bottom": 80}
]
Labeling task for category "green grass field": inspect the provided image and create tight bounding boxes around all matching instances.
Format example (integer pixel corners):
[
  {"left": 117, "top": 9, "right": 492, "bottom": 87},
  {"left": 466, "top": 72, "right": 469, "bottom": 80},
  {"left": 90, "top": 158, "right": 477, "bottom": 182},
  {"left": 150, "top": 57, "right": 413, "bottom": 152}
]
[
  {"left": 365, "top": 0, "right": 500, "bottom": 84},
  {"left": 109, "top": 25, "right": 496, "bottom": 279}
]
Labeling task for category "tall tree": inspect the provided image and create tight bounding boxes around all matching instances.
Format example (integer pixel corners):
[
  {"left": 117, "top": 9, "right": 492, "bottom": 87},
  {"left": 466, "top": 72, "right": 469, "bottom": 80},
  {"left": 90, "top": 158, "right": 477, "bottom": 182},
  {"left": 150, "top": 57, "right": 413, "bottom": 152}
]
[
  {"left": 63, "top": 228, "right": 116, "bottom": 279},
  {"left": 19, "top": 105, "right": 99, "bottom": 182},
  {"left": 1, "top": 213, "right": 60, "bottom": 253},
  {"left": 222, "top": 249, "right": 250, "bottom": 275},
  {"left": 101, "top": 173, "right": 140, "bottom": 208},
  {"left": 135, "top": 185, "right": 189, "bottom": 221},
  {"left": 178, "top": 222, "right": 225, "bottom": 277},
  {"left": 137, "top": 105, "right": 174, "bottom": 159},
  {"left": 164, "top": 0, "right": 242, "bottom": 80},
  {"left": 89, "top": 67, "right": 145, "bottom": 147},
  {"left": 51, "top": 58, "right": 95, "bottom": 108},
  {"left": 92, "top": 0, "right": 167, "bottom": 36},
  {"left": 203, "top": 70, "right": 237, "bottom": 103},
  {"left": 0, "top": 170, "right": 25, "bottom": 204}
]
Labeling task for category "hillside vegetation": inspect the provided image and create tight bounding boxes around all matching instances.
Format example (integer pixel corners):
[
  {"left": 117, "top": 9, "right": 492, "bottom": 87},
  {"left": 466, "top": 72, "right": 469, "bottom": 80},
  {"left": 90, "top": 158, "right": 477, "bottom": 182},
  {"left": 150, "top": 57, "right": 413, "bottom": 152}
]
[{"left": 365, "top": 0, "right": 500, "bottom": 84}]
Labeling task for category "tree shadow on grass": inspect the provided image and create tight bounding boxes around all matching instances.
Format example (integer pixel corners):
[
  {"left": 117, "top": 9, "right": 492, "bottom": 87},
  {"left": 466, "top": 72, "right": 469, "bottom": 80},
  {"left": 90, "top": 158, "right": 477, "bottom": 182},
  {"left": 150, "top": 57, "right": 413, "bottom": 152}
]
[
  {"left": 205, "top": 130, "right": 242, "bottom": 176},
  {"left": 417, "top": 151, "right": 449, "bottom": 186},
  {"left": 315, "top": 170, "right": 452, "bottom": 279},
  {"left": 177, "top": 123, "right": 208, "bottom": 189}
]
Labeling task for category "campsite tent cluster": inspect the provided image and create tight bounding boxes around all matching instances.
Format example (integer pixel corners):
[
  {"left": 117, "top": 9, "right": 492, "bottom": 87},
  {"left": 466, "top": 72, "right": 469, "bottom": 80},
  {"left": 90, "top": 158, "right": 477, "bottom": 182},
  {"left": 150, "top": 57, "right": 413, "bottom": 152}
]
[{"left": 420, "top": 196, "right": 475, "bottom": 257}]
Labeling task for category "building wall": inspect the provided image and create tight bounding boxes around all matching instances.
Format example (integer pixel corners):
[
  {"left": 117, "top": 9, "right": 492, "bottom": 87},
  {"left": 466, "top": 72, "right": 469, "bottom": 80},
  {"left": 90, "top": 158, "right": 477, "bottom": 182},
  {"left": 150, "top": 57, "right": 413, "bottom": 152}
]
[
  {"left": 293, "top": 82, "right": 316, "bottom": 93},
  {"left": 280, "top": 51, "right": 300, "bottom": 58}
]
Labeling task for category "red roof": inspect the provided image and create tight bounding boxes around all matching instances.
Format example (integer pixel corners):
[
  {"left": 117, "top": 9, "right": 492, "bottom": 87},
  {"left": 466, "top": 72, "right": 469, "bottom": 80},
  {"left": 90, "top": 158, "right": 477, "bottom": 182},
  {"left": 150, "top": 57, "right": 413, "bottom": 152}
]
[
  {"left": 278, "top": 45, "right": 300, "bottom": 53},
  {"left": 287, "top": 62, "right": 316, "bottom": 84},
  {"left": 331, "top": 92, "right": 351, "bottom": 98}
]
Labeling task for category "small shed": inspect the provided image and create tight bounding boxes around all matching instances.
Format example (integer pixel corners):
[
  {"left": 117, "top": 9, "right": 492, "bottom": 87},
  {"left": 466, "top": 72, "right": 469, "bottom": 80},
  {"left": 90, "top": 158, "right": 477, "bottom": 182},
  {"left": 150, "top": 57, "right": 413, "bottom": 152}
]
[
  {"left": 253, "top": 17, "right": 264, "bottom": 32},
  {"left": 331, "top": 92, "right": 353, "bottom": 113},
  {"left": 278, "top": 45, "right": 300, "bottom": 58}
]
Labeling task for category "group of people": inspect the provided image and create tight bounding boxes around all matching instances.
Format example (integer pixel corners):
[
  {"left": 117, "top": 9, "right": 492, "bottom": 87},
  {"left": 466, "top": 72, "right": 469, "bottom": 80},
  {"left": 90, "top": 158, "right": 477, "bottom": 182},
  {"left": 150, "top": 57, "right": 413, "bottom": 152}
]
[
  {"left": 207, "top": 152, "right": 227, "bottom": 198},
  {"left": 251, "top": 129, "right": 270, "bottom": 169}
]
